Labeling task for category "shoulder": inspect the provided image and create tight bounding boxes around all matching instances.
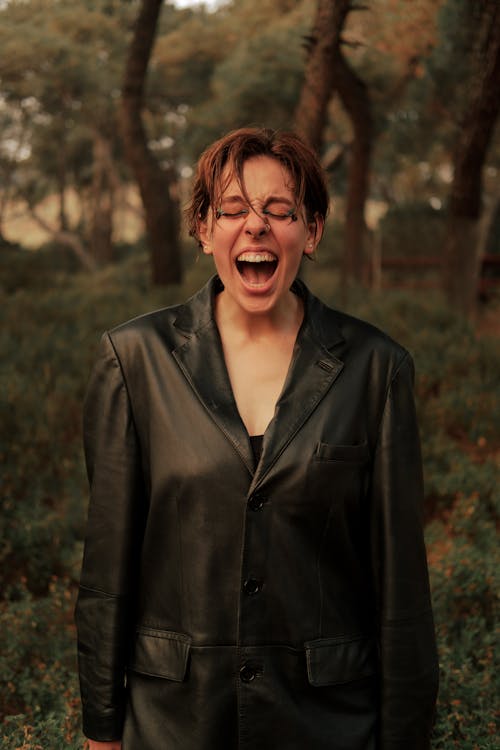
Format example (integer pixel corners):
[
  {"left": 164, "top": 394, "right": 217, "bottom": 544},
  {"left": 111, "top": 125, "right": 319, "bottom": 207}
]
[
  {"left": 332, "top": 307, "right": 413, "bottom": 380},
  {"left": 334, "top": 308, "right": 407, "bottom": 358},
  {"left": 109, "top": 304, "right": 182, "bottom": 340},
  {"left": 300, "top": 281, "right": 412, "bottom": 376},
  {"left": 100, "top": 304, "right": 181, "bottom": 359},
  {"left": 101, "top": 276, "right": 217, "bottom": 361},
  {"left": 304, "top": 282, "right": 407, "bottom": 353}
]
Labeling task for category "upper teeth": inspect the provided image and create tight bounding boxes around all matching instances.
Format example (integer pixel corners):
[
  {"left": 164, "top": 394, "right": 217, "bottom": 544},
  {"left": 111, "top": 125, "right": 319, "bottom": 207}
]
[{"left": 237, "top": 252, "right": 277, "bottom": 263}]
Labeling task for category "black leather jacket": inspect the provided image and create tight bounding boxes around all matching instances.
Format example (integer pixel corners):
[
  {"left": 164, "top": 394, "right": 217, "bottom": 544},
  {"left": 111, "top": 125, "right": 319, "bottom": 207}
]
[{"left": 75, "top": 276, "right": 438, "bottom": 749}]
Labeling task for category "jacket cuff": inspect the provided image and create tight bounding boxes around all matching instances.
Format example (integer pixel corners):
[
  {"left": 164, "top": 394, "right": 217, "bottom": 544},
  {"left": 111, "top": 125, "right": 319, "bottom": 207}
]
[{"left": 82, "top": 710, "right": 125, "bottom": 742}]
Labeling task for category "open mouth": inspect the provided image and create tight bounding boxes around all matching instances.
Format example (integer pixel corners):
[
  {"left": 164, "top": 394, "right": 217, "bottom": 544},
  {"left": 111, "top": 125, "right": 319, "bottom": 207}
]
[{"left": 236, "top": 251, "right": 278, "bottom": 286}]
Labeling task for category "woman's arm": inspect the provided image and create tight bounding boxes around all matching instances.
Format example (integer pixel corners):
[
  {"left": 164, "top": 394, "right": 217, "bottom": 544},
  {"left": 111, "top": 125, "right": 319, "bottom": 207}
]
[
  {"left": 76, "top": 332, "right": 146, "bottom": 742},
  {"left": 86, "top": 741, "right": 122, "bottom": 750},
  {"left": 370, "top": 352, "right": 439, "bottom": 750}
]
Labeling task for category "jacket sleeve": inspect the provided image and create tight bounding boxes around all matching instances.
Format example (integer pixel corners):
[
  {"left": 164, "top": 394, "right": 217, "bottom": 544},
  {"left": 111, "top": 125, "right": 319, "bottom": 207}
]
[
  {"left": 75, "top": 332, "right": 146, "bottom": 741},
  {"left": 370, "top": 352, "right": 439, "bottom": 750}
]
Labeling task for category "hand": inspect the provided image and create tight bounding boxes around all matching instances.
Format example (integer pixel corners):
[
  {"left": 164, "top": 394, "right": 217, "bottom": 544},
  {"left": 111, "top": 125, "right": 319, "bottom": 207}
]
[{"left": 85, "top": 741, "right": 122, "bottom": 750}]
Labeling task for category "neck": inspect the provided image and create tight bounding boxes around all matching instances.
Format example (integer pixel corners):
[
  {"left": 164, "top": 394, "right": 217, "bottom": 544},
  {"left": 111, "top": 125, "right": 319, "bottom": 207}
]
[{"left": 214, "top": 289, "right": 303, "bottom": 340}]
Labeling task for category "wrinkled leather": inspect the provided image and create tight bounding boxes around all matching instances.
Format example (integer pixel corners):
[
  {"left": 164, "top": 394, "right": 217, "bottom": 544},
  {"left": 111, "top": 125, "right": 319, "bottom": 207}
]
[{"left": 75, "top": 275, "right": 438, "bottom": 749}]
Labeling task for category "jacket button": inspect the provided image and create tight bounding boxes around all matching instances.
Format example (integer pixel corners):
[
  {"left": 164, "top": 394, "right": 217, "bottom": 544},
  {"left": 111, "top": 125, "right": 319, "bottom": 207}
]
[
  {"left": 248, "top": 493, "right": 267, "bottom": 511},
  {"left": 243, "top": 577, "right": 262, "bottom": 595},
  {"left": 240, "top": 663, "right": 256, "bottom": 682}
]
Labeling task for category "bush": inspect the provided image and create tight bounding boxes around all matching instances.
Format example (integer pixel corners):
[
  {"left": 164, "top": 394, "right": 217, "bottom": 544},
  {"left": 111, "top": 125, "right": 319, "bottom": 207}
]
[
  {"left": 427, "top": 491, "right": 498, "bottom": 749},
  {"left": 378, "top": 202, "right": 446, "bottom": 259},
  {"left": 0, "top": 579, "right": 81, "bottom": 748}
]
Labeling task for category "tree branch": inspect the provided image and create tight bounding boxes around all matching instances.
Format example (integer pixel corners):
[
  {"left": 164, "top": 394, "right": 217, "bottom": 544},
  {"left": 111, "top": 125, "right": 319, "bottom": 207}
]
[{"left": 27, "top": 207, "right": 96, "bottom": 271}]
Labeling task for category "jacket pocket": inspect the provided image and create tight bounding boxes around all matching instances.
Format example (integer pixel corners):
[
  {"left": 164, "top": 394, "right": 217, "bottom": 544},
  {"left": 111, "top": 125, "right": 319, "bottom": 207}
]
[
  {"left": 314, "top": 442, "right": 370, "bottom": 463},
  {"left": 128, "top": 627, "right": 192, "bottom": 681},
  {"left": 305, "top": 634, "right": 378, "bottom": 686}
]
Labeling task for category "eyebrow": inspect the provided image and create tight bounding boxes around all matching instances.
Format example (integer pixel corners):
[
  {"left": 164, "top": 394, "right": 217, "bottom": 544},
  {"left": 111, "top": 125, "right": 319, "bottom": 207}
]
[
  {"left": 220, "top": 195, "right": 247, "bottom": 205},
  {"left": 220, "top": 194, "right": 294, "bottom": 206}
]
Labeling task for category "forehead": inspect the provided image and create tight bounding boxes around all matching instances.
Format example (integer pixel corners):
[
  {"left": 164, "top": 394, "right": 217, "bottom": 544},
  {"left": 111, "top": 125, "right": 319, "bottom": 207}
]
[{"left": 220, "top": 155, "right": 295, "bottom": 200}]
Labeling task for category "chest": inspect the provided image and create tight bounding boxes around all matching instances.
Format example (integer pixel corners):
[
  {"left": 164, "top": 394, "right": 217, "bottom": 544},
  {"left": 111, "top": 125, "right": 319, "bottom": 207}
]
[{"left": 221, "top": 336, "right": 296, "bottom": 437}]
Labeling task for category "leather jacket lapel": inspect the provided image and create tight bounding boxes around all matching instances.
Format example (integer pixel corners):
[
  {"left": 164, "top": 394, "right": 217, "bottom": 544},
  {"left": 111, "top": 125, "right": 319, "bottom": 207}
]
[
  {"left": 172, "top": 276, "right": 345, "bottom": 484},
  {"left": 250, "top": 286, "right": 345, "bottom": 492},
  {"left": 173, "top": 279, "right": 254, "bottom": 474}
]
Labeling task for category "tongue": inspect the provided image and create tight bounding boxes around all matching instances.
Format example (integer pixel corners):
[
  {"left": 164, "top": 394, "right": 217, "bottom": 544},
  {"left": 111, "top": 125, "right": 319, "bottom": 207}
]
[{"left": 240, "top": 261, "right": 275, "bottom": 284}]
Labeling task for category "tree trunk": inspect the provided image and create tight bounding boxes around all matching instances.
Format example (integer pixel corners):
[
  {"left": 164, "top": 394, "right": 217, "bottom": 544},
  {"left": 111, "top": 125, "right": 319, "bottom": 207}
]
[
  {"left": 333, "top": 47, "right": 373, "bottom": 286},
  {"left": 90, "top": 132, "right": 116, "bottom": 265},
  {"left": 294, "top": 0, "right": 351, "bottom": 153},
  {"left": 120, "top": 0, "right": 182, "bottom": 286},
  {"left": 295, "top": 1, "right": 373, "bottom": 288},
  {"left": 57, "top": 151, "right": 69, "bottom": 232},
  {"left": 443, "top": 0, "right": 500, "bottom": 317},
  {"left": 0, "top": 185, "right": 11, "bottom": 241}
]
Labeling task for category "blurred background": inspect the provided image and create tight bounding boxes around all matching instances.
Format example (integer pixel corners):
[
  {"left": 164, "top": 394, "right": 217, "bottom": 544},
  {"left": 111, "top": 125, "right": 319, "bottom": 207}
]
[{"left": 0, "top": 1, "right": 498, "bottom": 747}]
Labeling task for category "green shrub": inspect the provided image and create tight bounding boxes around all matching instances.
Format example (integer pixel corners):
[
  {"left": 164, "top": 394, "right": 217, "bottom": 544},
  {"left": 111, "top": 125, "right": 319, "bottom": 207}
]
[
  {"left": 427, "top": 490, "right": 499, "bottom": 749},
  {"left": 0, "top": 579, "right": 81, "bottom": 747},
  {"left": 378, "top": 202, "right": 446, "bottom": 259}
]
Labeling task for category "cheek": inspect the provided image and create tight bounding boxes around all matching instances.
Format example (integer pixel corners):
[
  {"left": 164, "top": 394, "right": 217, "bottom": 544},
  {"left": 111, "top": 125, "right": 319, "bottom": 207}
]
[
  {"left": 282, "top": 231, "right": 309, "bottom": 258},
  {"left": 212, "top": 227, "right": 240, "bottom": 255}
]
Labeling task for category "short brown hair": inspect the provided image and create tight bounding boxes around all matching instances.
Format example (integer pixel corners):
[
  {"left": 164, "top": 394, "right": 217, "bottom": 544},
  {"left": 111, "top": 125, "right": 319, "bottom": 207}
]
[{"left": 185, "top": 127, "right": 329, "bottom": 244}]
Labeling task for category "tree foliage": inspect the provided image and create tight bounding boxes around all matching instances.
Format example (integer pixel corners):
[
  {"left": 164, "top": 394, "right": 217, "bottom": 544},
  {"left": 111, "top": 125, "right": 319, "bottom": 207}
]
[
  {"left": 0, "top": 0, "right": 498, "bottom": 298},
  {"left": 0, "top": 0, "right": 132, "bottom": 264}
]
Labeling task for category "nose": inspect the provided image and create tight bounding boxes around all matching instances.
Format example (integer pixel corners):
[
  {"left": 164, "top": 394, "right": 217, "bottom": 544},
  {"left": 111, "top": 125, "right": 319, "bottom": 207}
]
[{"left": 245, "top": 209, "right": 270, "bottom": 238}]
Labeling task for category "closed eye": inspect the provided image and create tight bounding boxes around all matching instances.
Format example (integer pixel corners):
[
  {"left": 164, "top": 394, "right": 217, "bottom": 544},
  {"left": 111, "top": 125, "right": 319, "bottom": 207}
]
[
  {"left": 262, "top": 207, "right": 296, "bottom": 221},
  {"left": 216, "top": 208, "right": 249, "bottom": 219}
]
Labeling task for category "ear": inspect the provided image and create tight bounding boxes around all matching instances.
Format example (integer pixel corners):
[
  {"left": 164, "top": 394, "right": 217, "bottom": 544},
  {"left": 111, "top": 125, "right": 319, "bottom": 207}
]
[
  {"left": 304, "top": 214, "right": 324, "bottom": 256},
  {"left": 198, "top": 217, "right": 213, "bottom": 256}
]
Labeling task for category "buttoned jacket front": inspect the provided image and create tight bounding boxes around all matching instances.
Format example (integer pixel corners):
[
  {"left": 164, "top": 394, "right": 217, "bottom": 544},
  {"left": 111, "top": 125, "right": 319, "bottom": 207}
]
[{"left": 75, "top": 276, "right": 438, "bottom": 750}]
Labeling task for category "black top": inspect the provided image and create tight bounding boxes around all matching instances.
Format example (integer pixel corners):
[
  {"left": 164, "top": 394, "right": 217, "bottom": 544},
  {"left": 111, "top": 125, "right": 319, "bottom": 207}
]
[{"left": 249, "top": 434, "right": 264, "bottom": 468}]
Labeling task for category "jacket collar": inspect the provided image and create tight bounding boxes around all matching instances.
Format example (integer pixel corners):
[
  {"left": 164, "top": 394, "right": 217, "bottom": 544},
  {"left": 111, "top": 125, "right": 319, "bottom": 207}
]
[
  {"left": 173, "top": 275, "right": 344, "bottom": 349},
  {"left": 172, "top": 275, "right": 345, "bottom": 487}
]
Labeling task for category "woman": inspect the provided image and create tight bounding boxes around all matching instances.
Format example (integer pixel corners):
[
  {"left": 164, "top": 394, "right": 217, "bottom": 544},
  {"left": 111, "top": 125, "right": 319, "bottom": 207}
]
[{"left": 76, "top": 127, "right": 438, "bottom": 750}]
